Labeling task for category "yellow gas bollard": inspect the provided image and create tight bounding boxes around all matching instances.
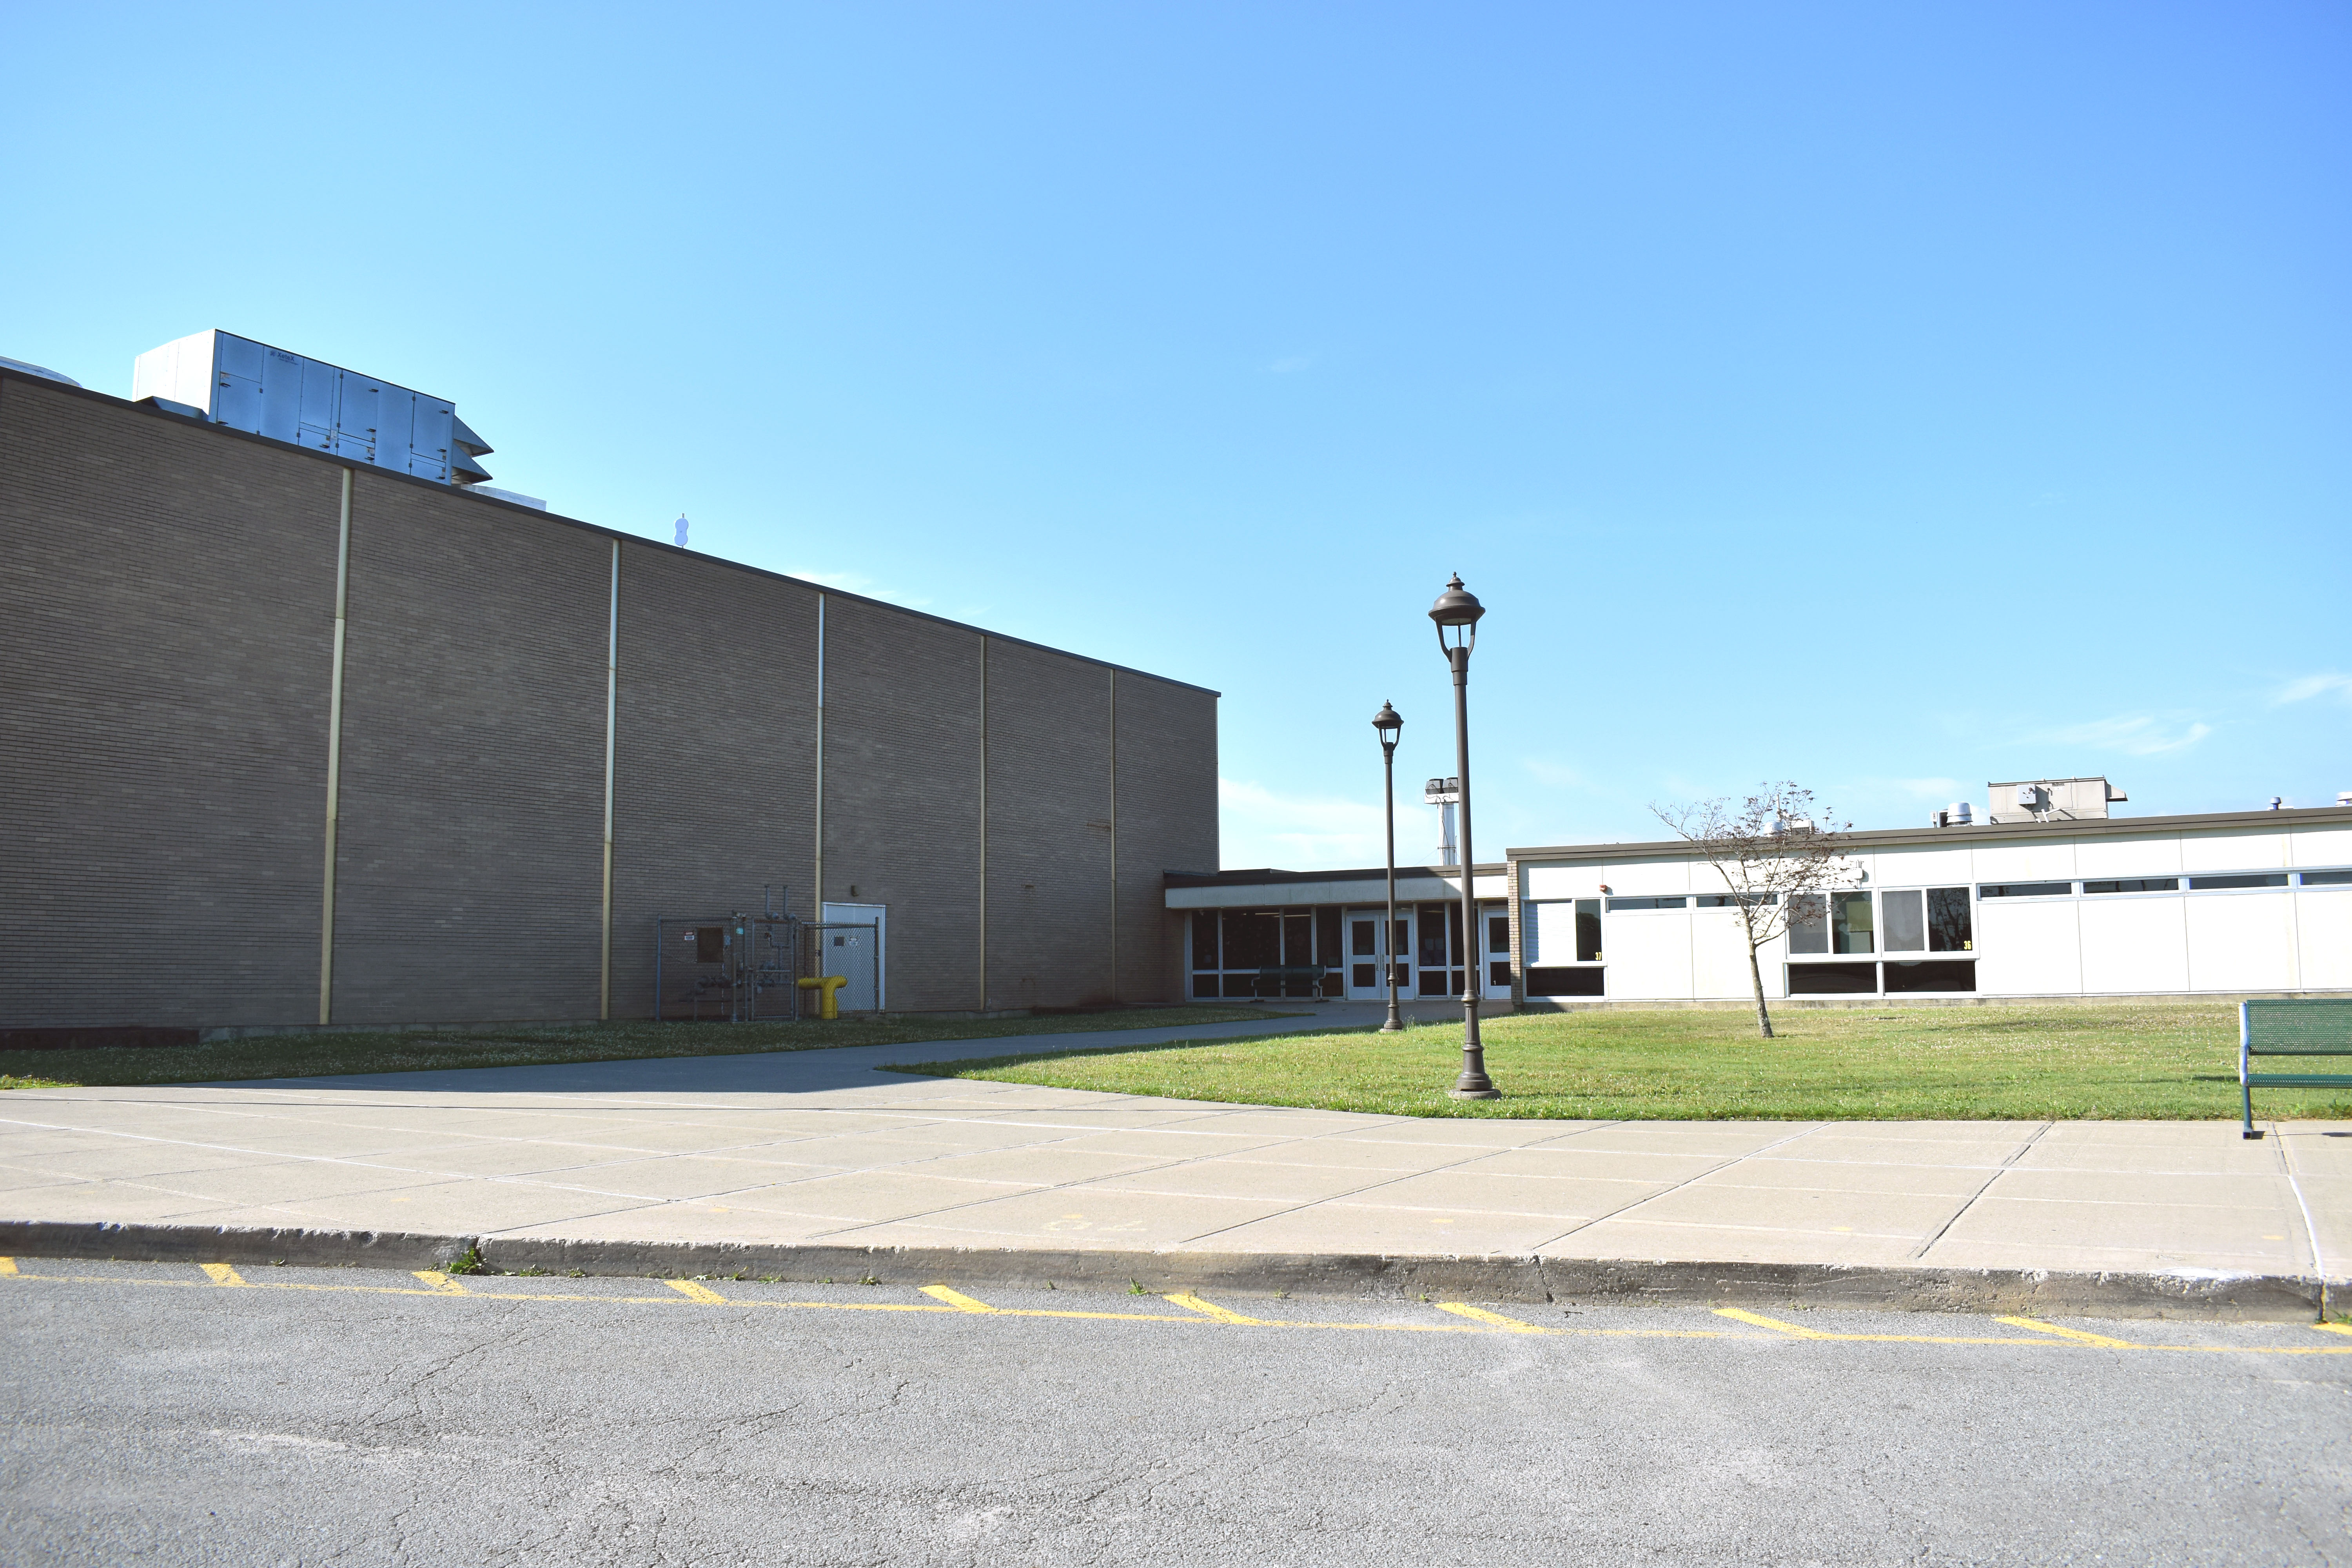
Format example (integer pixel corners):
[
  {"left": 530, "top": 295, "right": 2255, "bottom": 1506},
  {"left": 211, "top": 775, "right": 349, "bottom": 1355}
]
[{"left": 797, "top": 975, "right": 849, "bottom": 1020}]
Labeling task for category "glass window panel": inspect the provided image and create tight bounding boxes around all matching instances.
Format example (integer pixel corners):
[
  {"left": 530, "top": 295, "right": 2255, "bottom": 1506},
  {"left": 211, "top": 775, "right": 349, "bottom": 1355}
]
[
  {"left": 1224, "top": 911, "right": 1279, "bottom": 968},
  {"left": 1528, "top": 966, "right": 1604, "bottom": 996},
  {"left": 1788, "top": 895, "right": 1828, "bottom": 955},
  {"left": 1488, "top": 960, "right": 1513, "bottom": 989},
  {"left": 2189, "top": 873, "right": 2289, "bottom": 890},
  {"left": 1284, "top": 913, "right": 1313, "bottom": 965},
  {"left": 1605, "top": 896, "right": 1688, "bottom": 911},
  {"left": 1394, "top": 920, "right": 1410, "bottom": 967},
  {"left": 1488, "top": 915, "right": 1511, "bottom": 955},
  {"left": 1832, "top": 892, "right": 1873, "bottom": 953},
  {"left": 1882, "top": 889, "right": 1924, "bottom": 953},
  {"left": 1417, "top": 965, "right": 1451, "bottom": 996},
  {"left": 1417, "top": 909, "right": 1449, "bottom": 969},
  {"left": 1576, "top": 899, "right": 1602, "bottom": 962},
  {"left": 1697, "top": 893, "right": 1778, "bottom": 908},
  {"left": 2083, "top": 878, "right": 2179, "bottom": 894},
  {"left": 1351, "top": 962, "right": 1376, "bottom": 989},
  {"left": 1191, "top": 910, "right": 1220, "bottom": 971},
  {"left": 1449, "top": 903, "right": 1465, "bottom": 966},
  {"left": 1193, "top": 973, "right": 1220, "bottom": 998},
  {"left": 1788, "top": 961, "right": 1877, "bottom": 993},
  {"left": 1927, "top": 887, "right": 1973, "bottom": 952},
  {"left": 1884, "top": 959, "right": 1976, "bottom": 993},
  {"left": 2303, "top": 870, "right": 2352, "bottom": 887},
  {"left": 1351, "top": 919, "right": 1376, "bottom": 957},
  {"left": 1316, "top": 906, "right": 1341, "bottom": 965},
  {"left": 1978, "top": 882, "right": 2071, "bottom": 898}
]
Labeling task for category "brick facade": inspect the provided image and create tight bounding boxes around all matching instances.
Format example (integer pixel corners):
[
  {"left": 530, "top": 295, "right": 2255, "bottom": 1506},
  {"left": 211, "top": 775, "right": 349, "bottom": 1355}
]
[{"left": 0, "top": 370, "right": 1218, "bottom": 1034}]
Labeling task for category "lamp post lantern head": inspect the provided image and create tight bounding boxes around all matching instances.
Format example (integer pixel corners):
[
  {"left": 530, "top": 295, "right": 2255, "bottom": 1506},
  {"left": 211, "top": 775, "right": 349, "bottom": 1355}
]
[
  {"left": 1372, "top": 701, "right": 1402, "bottom": 756},
  {"left": 1429, "top": 573, "right": 1484, "bottom": 657}
]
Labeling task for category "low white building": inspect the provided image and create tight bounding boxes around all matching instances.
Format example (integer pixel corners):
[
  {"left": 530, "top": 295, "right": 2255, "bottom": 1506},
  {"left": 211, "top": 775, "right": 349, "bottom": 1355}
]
[
  {"left": 1510, "top": 788, "right": 2352, "bottom": 1005},
  {"left": 1162, "top": 783, "right": 2352, "bottom": 1008}
]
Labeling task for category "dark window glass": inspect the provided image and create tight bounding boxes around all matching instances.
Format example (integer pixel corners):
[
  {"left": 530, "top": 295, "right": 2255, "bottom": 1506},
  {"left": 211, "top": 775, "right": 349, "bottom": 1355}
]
[
  {"left": 1322, "top": 970, "right": 1343, "bottom": 998},
  {"left": 1417, "top": 965, "right": 1451, "bottom": 996},
  {"left": 1528, "top": 966, "right": 1605, "bottom": 996},
  {"left": 1192, "top": 973, "right": 1220, "bottom": 998},
  {"left": 1223, "top": 911, "right": 1279, "bottom": 968},
  {"left": 1488, "top": 960, "right": 1511, "bottom": 989},
  {"left": 2189, "top": 873, "right": 2289, "bottom": 891},
  {"left": 1789, "top": 895, "right": 1828, "bottom": 955},
  {"left": 1417, "top": 909, "right": 1448, "bottom": 969},
  {"left": 1605, "top": 896, "right": 1688, "bottom": 911},
  {"left": 1697, "top": 893, "right": 1777, "bottom": 908},
  {"left": 1488, "top": 915, "right": 1511, "bottom": 955},
  {"left": 1351, "top": 918, "right": 1376, "bottom": 957},
  {"left": 2303, "top": 870, "right": 2352, "bottom": 887},
  {"left": 2082, "top": 878, "right": 2180, "bottom": 894},
  {"left": 1222, "top": 973, "right": 1259, "bottom": 998},
  {"left": 1284, "top": 913, "right": 1314, "bottom": 966},
  {"left": 1832, "top": 892, "right": 1873, "bottom": 954},
  {"left": 1883, "top": 959, "right": 1977, "bottom": 993},
  {"left": 1882, "top": 889, "right": 1924, "bottom": 953},
  {"left": 1392, "top": 960, "right": 1410, "bottom": 987},
  {"left": 1351, "top": 962, "right": 1376, "bottom": 989},
  {"left": 1788, "top": 961, "right": 1876, "bottom": 994},
  {"left": 1394, "top": 920, "right": 1410, "bottom": 969},
  {"left": 1979, "top": 882, "right": 2072, "bottom": 898},
  {"left": 1927, "top": 887, "right": 1973, "bottom": 951},
  {"left": 1315, "top": 906, "right": 1341, "bottom": 966},
  {"left": 1450, "top": 904, "right": 1465, "bottom": 965},
  {"left": 1576, "top": 899, "right": 1602, "bottom": 962},
  {"left": 1191, "top": 910, "right": 1219, "bottom": 971}
]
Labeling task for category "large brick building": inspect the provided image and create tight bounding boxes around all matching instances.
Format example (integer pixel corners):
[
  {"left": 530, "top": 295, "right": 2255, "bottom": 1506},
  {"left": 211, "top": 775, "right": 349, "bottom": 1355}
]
[{"left": 0, "top": 363, "right": 1218, "bottom": 1038}]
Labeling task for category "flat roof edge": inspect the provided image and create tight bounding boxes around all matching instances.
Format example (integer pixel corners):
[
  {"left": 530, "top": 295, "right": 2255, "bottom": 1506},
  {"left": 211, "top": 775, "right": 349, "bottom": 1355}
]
[{"left": 1507, "top": 805, "right": 2352, "bottom": 861}]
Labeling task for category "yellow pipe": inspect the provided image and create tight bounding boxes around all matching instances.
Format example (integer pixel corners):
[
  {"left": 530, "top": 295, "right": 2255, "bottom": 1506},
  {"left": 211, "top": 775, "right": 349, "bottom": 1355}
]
[{"left": 797, "top": 975, "right": 849, "bottom": 1020}]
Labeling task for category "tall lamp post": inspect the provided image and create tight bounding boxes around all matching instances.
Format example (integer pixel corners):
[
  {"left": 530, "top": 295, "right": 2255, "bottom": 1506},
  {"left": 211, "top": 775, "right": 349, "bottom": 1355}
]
[
  {"left": 1430, "top": 574, "right": 1498, "bottom": 1099},
  {"left": 1372, "top": 702, "right": 1405, "bottom": 1034}
]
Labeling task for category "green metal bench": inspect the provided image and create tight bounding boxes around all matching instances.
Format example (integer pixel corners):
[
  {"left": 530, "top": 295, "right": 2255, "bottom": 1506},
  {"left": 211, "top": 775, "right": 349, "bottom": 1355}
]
[
  {"left": 1255, "top": 964, "right": 1328, "bottom": 1000},
  {"left": 2240, "top": 998, "right": 2352, "bottom": 1139}
]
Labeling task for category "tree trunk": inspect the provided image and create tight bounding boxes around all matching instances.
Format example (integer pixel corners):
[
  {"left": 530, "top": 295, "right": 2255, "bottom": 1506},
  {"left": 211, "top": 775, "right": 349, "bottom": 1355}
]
[{"left": 1748, "top": 944, "right": 1774, "bottom": 1038}]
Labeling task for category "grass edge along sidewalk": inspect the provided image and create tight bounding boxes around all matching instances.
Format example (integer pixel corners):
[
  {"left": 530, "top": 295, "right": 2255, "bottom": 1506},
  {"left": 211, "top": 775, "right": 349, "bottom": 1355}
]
[
  {"left": 0, "top": 1005, "right": 1293, "bottom": 1090},
  {"left": 887, "top": 1001, "right": 2352, "bottom": 1122}
]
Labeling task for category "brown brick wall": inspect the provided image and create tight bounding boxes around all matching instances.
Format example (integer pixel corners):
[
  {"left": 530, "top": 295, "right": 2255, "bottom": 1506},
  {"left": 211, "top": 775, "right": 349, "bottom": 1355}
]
[
  {"left": 327, "top": 473, "right": 610, "bottom": 1024},
  {"left": 0, "top": 374, "right": 1218, "bottom": 1029},
  {"left": 608, "top": 545, "right": 819, "bottom": 1018},
  {"left": 0, "top": 380, "right": 336, "bottom": 1028},
  {"left": 820, "top": 597, "right": 984, "bottom": 1012}
]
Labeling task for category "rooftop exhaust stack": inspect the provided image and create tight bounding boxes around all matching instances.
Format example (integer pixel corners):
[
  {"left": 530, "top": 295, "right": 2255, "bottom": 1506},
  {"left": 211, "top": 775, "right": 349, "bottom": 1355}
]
[
  {"left": 130, "top": 331, "right": 493, "bottom": 487},
  {"left": 1425, "top": 776, "right": 1461, "bottom": 867}
]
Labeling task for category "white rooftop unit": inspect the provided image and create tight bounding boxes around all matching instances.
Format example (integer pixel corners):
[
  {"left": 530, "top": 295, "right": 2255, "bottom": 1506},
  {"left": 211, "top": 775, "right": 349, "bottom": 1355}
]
[
  {"left": 1986, "top": 776, "right": 2125, "bottom": 824},
  {"left": 131, "top": 330, "right": 492, "bottom": 486}
]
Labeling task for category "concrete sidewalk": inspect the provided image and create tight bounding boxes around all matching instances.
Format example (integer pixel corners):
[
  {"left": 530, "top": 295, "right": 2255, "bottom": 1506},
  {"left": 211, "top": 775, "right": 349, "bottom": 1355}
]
[{"left": 1, "top": 1011, "right": 2344, "bottom": 1318}]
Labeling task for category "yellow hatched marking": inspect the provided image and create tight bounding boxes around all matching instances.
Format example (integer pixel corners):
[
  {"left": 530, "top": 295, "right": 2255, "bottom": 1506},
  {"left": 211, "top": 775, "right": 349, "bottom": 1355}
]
[
  {"left": 412, "top": 1271, "right": 469, "bottom": 1295},
  {"left": 1996, "top": 1316, "right": 2137, "bottom": 1348},
  {"left": 665, "top": 1279, "right": 727, "bottom": 1304},
  {"left": 200, "top": 1263, "right": 249, "bottom": 1287},
  {"left": 920, "top": 1285, "right": 999, "bottom": 1314},
  {"left": 0, "top": 1257, "right": 16, "bottom": 1276},
  {"left": 1437, "top": 1302, "right": 1551, "bottom": 1334},
  {"left": 1715, "top": 1307, "right": 1829, "bottom": 1338},
  {"left": 1165, "top": 1292, "right": 1266, "bottom": 1325}
]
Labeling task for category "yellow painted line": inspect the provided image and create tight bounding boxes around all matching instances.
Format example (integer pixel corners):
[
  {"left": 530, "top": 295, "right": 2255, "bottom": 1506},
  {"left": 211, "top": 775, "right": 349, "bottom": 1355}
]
[
  {"left": 2314, "top": 1322, "right": 2352, "bottom": 1338},
  {"left": 0, "top": 1257, "right": 16, "bottom": 1276},
  {"left": 1997, "top": 1316, "right": 2138, "bottom": 1348},
  {"left": 200, "top": 1263, "right": 249, "bottom": 1287},
  {"left": 1164, "top": 1291, "right": 1267, "bottom": 1325},
  {"left": 412, "top": 1271, "right": 469, "bottom": 1295},
  {"left": 666, "top": 1279, "right": 727, "bottom": 1304},
  {"left": 1437, "top": 1301, "right": 1552, "bottom": 1334},
  {"left": 1715, "top": 1307, "right": 1830, "bottom": 1338},
  {"left": 920, "top": 1285, "right": 1000, "bottom": 1314}
]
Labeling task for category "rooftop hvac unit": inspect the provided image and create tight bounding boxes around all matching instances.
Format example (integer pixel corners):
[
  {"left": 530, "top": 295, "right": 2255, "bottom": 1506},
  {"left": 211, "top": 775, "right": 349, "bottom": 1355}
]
[{"left": 130, "top": 330, "right": 494, "bottom": 487}]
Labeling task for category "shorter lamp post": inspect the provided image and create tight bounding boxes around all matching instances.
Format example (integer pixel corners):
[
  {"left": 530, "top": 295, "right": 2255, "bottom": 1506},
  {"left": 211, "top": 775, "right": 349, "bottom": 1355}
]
[
  {"left": 1431, "top": 574, "right": 1498, "bottom": 1099},
  {"left": 1373, "top": 701, "right": 1405, "bottom": 1033}
]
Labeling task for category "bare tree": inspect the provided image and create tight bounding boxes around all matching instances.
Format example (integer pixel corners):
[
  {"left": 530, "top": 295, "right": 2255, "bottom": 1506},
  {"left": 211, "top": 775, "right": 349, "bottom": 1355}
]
[{"left": 1651, "top": 784, "right": 1855, "bottom": 1038}]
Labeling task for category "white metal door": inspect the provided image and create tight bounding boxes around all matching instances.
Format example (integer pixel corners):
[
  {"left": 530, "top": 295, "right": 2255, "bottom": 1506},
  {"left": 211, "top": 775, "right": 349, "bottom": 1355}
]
[{"left": 819, "top": 902, "right": 887, "bottom": 1012}]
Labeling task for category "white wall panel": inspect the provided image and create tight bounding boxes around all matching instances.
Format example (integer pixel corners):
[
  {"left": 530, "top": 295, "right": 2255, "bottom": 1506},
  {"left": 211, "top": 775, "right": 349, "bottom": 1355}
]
[
  {"left": 2184, "top": 893, "right": 2296, "bottom": 992},
  {"left": 2181, "top": 830, "right": 2288, "bottom": 873},
  {"left": 1871, "top": 845, "right": 1975, "bottom": 887},
  {"left": 2074, "top": 834, "right": 2184, "bottom": 879},
  {"left": 2296, "top": 891, "right": 2352, "bottom": 989},
  {"left": 2076, "top": 895, "right": 2189, "bottom": 994},
  {"left": 1521, "top": 862, "right": 1602, "bottom": 900},
  {"left": 1973, "top": 840, "right": 2078, "bottom": 882},
  {"left": 1975, "top": 900, "right": 2083, "bottom": 995},
  {"left": 1605, "top": 857, "right": 1691, "bottom": 897},
  {"left": 1604, "top": 910, "right": 1695, "bottom": 1000},
  {"left": 1690, "top": 907, "right": 1762, "bottom": 1000},
  {"left": 2291, "top": 827, "right": 2352, "bottom": 869}
]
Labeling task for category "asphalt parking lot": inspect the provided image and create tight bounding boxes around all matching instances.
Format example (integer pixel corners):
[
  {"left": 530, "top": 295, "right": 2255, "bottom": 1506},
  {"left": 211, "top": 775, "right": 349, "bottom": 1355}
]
[{"left": 3, "top": 1257, "right": 2347, "bottom": 1566}]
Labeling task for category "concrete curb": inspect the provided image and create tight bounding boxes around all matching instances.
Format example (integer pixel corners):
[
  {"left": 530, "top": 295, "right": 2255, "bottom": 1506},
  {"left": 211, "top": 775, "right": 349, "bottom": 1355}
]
[{"left": 0, "top": 1220, "right": 2330, "bottom": 1320}]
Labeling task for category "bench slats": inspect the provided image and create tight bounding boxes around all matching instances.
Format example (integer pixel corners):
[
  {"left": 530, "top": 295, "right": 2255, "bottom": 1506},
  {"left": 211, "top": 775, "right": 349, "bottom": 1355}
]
[{"left": 2241, "top": 999, "right": 2352, "bottom": 1138}]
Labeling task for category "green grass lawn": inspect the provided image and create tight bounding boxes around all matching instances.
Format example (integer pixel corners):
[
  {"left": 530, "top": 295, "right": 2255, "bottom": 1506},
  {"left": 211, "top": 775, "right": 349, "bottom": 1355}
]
[
  {"left": 0, "top": 1005, "right": 1287, "bottom": 1090},
  {"left": 886, "top": 1002, "right": 2352, "bottom": 1121}
]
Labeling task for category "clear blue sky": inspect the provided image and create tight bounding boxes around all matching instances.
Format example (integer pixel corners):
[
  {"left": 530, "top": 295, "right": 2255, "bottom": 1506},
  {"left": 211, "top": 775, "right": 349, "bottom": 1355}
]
[{"left": 6, "top": 4, "right": 2346, "bottom": 869}]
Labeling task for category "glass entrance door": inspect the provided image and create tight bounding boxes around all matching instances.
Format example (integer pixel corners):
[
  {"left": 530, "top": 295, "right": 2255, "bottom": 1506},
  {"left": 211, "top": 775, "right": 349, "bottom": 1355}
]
[{"left": 1344, "top": 910, "right": 1409, "bottom": 1000}]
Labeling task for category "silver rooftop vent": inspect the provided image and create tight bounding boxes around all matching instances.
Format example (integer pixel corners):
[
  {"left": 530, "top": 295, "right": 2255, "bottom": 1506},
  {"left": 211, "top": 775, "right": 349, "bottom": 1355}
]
[
  {"left": 130, "top": 330, "right": 493, "bottom": 487},
  {"left": 2, "top": 356, "right": 82, "bottom": 387}
]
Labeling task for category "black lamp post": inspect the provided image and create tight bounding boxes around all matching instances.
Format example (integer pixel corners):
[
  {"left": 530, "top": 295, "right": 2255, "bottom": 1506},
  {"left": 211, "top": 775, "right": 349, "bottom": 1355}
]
[
  {"left": 1430, "top": 574, "right": 1497, "bottom": 1099},
  {"left": 1372, "top": 701, "right": 1405, "bottom": 1034}
]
